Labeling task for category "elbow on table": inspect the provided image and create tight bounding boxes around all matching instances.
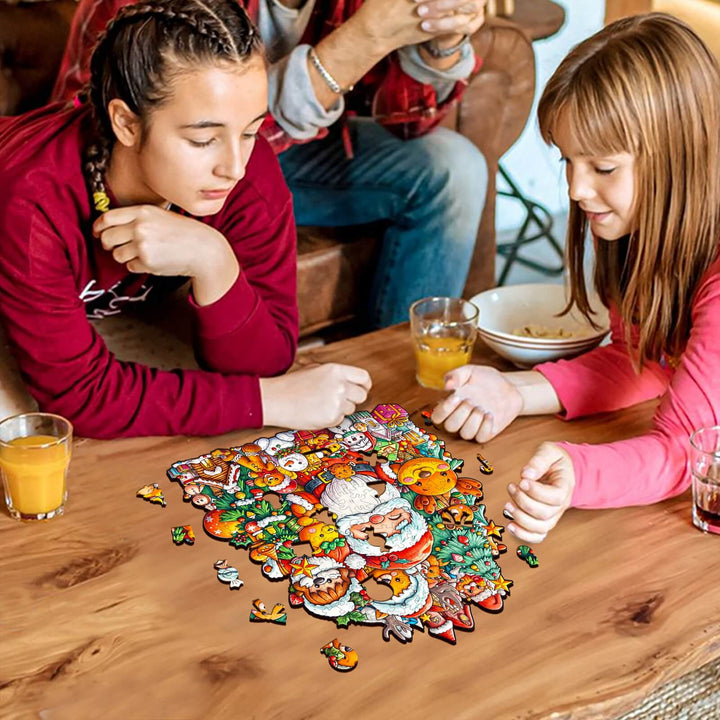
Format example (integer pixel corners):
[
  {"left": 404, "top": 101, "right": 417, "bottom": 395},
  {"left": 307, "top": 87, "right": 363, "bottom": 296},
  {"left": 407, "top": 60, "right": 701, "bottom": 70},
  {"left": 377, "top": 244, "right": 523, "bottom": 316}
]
[{"left": 196, "top": 331, "right": 297, "bottom": 376}]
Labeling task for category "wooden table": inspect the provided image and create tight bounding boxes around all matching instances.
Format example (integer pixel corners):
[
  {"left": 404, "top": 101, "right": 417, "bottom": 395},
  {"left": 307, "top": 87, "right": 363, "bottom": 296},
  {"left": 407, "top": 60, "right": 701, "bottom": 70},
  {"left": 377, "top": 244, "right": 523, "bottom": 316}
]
[{"left": 2, "top": 325, "right": 718, "bottom": 720}]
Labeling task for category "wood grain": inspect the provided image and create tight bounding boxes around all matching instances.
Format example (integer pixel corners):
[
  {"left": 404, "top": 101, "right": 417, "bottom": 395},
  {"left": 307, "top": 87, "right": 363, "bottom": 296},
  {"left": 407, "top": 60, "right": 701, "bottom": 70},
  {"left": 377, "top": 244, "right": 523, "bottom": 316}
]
[{"left": 2, "top": 325, "right": 717, "bottom": 720}]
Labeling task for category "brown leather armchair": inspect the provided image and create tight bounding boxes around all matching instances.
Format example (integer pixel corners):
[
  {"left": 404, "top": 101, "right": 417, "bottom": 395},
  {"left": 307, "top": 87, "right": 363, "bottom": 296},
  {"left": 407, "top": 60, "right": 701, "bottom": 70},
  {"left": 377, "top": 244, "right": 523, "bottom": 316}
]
[{"left": 0, "top": 1, "right": 536, "bottom": 337}]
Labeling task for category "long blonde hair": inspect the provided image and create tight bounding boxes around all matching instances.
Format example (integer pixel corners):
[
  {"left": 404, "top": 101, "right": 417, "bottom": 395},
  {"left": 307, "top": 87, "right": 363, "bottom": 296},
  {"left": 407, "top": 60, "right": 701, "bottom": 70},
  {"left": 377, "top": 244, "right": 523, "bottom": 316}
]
[{"left": 538, "top": 13, "right": 720, "bottom": 369}]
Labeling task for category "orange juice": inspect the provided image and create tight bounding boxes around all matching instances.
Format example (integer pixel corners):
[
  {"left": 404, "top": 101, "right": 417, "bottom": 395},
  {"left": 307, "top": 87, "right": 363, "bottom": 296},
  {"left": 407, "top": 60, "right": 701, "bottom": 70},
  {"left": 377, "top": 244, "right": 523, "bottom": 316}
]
[
  {"left": 414, "top": 336, "right": 472, "bottom": 389},
  {"left": 0, "top": 435, "right": 70, "bottom": 517}
]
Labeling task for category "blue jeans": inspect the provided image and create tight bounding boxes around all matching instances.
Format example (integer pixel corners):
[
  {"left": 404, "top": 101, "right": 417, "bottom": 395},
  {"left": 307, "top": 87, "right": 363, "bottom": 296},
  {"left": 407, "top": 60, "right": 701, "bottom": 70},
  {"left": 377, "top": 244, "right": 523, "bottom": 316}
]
[{"left": 279, "top": 118, "right": 488, "bottom": 328}]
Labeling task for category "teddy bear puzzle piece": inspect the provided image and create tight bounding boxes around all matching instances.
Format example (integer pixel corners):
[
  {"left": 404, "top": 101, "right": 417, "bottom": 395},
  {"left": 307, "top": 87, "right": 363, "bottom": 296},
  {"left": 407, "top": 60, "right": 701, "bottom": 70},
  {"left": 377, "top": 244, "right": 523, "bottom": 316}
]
[
  {"left": 171, "top": 525, "right": 195, "bottom": 545},
  {"left": 321, "top": 639, "right": 358, "bottom": 671},
  {"left": 250, "top": 599, "right": 287, "bottom": 624},
  {"left": 214, "top": 559, "right": 244, "bottom": 588},
  {"left": 137, "top": 483, "right": 166, "bottom": 507},
  {"left": 167, "top": 405, "right": 511, "bottom": 645}
]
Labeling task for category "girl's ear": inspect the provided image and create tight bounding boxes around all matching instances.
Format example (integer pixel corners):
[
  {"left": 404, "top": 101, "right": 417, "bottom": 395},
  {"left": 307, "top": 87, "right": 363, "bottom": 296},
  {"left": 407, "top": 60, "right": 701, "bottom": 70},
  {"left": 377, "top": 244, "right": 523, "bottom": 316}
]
[{"left": 107, "top": 99, "right": 142, "bottom": 148}]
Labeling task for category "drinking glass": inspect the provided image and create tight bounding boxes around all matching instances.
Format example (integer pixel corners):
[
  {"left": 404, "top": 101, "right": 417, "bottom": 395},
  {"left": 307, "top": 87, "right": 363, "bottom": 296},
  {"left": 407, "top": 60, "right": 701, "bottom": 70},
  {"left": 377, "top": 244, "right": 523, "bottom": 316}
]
[
  {"left": 689, "top": 425, "right": 720, "bottom": 534},
  {"left": 0, "top": 412, "right": 73, "bottom": 521},
  {"left": 410, "top": 297, "right": 478, "bottom": 390}
]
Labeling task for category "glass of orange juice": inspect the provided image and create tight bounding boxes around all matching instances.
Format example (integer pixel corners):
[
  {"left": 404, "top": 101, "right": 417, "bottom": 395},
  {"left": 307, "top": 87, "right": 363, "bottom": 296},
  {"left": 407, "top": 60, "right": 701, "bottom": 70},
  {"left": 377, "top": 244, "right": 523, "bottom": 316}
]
[
  {"left": 410, "top": 297, "right": 479, "bottom": 390},
  {"left": 0, "top": 412, "right": 73, "bottom": 521}
]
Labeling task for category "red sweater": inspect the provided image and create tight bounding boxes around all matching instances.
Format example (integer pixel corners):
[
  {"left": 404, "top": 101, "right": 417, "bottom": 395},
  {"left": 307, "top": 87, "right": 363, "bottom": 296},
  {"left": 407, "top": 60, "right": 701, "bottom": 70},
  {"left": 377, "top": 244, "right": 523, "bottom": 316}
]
[{"left": 0, "top": 104, "right": 298, "bottom": 438}]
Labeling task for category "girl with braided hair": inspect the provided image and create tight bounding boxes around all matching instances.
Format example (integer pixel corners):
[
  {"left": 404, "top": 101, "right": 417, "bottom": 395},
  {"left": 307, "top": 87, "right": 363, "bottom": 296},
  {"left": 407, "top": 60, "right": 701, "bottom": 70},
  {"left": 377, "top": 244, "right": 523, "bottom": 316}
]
[{"left": 0, "top": 0, "right": 370, "bottom": 438}]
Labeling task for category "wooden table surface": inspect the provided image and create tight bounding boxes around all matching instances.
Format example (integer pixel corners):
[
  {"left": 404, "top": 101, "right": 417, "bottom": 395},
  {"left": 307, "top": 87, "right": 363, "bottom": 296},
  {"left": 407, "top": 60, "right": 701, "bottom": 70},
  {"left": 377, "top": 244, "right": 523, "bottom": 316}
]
[{"left": 2, "top": 324, "right": 718, "bottom": 720}]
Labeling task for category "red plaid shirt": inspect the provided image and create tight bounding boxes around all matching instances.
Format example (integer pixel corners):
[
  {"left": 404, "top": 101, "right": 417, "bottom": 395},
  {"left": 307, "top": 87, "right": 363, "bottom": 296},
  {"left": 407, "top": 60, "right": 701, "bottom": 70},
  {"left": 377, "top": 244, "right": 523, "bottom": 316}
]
[{"left": 52, "top": 0, "right": 481, "bottom": 153}]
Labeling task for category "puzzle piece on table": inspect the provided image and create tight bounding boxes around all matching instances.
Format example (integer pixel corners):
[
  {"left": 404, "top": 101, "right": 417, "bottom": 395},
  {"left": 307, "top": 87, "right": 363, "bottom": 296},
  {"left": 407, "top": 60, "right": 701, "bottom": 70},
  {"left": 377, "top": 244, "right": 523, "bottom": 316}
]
[
  {"left": 420, "top": 409, "right": 436, "bottom": 427},
  {"left": 171, "top": 525, "right": 195, "bottom": 545},
  {"left": 214, "top": 559, "right": 244, "bottom": 589},
  {"left": 320, "top": 639, "right": 358, "bottom": 672},
  {"left": 136, "top": 483, "right": 166, "bottom": 507},
  {"left": 250, "top": 599, "right": 287, "bottom": 624},
  {"left": 476, "top": 453, "right": 494, "bottom": 475},
  {"left": 517, "top": 545, "right": 539, "bottom": 568},
  {"left": 166, "top": 404, "right": 512, "bottom": 646}
]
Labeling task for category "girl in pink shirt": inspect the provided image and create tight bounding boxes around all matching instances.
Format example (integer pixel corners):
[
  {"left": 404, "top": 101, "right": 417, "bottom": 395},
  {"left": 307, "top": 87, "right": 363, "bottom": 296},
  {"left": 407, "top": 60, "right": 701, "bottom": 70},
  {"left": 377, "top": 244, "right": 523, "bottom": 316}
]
[
  {"left": 0, "top": 0, "right": 370, "bottom": 438},
  {"left": 433, "top": 13, "right": 720, "bottom": 543}
]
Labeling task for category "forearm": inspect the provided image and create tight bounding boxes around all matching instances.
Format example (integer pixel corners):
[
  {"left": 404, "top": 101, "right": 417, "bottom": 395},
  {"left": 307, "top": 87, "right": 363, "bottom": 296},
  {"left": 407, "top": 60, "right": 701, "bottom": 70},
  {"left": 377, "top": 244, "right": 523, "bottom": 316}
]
[
  {"left": 309, "top": 16, "right": 393, "bottom": 110},
  {"left": 505, "top": 370, "right": 563, "bottom": 416},
  {"left": 191, "top": 231, "right": 240, "bottom": 306}
]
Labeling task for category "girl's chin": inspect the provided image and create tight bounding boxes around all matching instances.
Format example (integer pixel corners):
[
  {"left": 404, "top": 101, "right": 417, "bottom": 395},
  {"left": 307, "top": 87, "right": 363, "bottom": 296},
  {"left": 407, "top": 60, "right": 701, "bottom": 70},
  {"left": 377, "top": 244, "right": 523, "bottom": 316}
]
[{"left": 180, "top": 197, "right": 226, "bottom": 217}]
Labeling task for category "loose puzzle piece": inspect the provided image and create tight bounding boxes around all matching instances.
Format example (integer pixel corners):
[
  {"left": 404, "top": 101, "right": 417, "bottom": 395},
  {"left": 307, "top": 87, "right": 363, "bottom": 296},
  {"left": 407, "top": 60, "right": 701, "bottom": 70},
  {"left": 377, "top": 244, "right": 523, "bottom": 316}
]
[
  {"left": 250, "top": 599, "right": 287, "bottom": 624},
  {"left": 166, "top": 404, "right": 511, "bottom": 645},
  {"left": 214, "top": 559, "right": 244, "bottom": 589},
  {"left": 476, "top": 453, "right": 494, "bottom": 475},
  {"left": 517, "top": 545, "right": 539, "bottom": 568},
  {"left": 137, "top": 483, "right": 166, "bottom": 507},
  {"left": 420, "top": 410, "right": 435, "bottom": 427},
  {"left": 321, "top": 639, "right": 358, "bottom": 672},
  {"left": 171, "top": 525, "right": 195, "bottom": 545}
]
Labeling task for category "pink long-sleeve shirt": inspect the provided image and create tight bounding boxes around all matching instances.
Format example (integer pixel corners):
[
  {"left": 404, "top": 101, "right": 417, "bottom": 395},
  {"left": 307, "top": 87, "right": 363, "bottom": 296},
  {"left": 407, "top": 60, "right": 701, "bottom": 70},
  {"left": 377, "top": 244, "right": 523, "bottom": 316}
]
[{"left": 535, "top": 258, "right": 720, "bottom": 509}]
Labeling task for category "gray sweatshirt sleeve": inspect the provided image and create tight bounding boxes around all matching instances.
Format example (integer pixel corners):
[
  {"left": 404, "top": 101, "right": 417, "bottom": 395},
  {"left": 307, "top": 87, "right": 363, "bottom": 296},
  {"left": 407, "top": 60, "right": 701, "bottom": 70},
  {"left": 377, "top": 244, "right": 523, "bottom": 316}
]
[
  {"left": 397, "top": 43, "right": 476, "bottom": 103},
  {"left": 268, "top": 44, "right": 344, "bottom": 141}
]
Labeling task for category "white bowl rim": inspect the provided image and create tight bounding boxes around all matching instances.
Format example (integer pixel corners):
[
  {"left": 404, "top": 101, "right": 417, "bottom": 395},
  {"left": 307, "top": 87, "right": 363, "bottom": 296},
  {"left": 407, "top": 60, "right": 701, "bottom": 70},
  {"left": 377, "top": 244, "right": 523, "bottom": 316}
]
[
  {"left": 477, "top": 326, "right": 608, "bottom": 350},
  {"left": 470, "top": 284, "right": 609, "bottom": 346}
]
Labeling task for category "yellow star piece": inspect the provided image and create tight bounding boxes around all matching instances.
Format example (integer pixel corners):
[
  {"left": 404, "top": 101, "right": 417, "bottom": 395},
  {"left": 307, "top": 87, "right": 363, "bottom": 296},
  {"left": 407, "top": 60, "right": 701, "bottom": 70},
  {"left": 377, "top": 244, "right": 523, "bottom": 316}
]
[
  {"left": 493, "top": 575, "right": 513, "bottom": 593},
  {"left": 289, "top": 557, "right": 318, "bottom": 578},
  {"left": 483, "top": 520, "right": 504, "bottom": 539}
]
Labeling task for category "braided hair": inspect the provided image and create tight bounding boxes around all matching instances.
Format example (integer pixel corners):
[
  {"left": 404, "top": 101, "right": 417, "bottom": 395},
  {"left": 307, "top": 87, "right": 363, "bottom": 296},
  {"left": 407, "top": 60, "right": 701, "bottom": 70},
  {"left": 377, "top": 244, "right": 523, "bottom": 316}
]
[{"left": 84, "top": 0, "right": 262, "bottom": 212}]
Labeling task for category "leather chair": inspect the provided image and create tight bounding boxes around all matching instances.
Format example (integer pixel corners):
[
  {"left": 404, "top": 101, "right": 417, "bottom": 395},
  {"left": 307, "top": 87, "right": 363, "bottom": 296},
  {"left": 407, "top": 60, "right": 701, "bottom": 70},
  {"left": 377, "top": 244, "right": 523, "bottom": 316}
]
[{"left": 0, "top": 0, "right": 536, "bottom": 338}]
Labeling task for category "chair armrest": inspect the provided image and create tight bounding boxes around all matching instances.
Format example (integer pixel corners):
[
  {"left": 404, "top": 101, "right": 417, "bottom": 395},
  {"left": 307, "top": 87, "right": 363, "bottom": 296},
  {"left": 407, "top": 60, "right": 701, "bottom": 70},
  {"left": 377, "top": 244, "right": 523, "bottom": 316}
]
[{"left": 449, "top": 16, "right": 536, "bottom": 168}]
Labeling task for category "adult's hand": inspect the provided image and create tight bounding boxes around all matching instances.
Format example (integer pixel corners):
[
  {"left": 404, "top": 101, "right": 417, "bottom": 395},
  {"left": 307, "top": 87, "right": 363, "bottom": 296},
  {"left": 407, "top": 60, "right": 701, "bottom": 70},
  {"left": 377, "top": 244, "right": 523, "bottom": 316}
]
[
  {"left": 432, "top": 364, "right": 524, "bottom": 443},
  {"left": 415, "top": 0, "right": 487, "bottom": 47},
  {"left": 260, "top": 363, "right": 372, "bottom": 430},
  {"left": 352, "top": 0, "right": 437, "bottom": 53},
  {"left": 505, "top": 442, "right": 576, "bottom": 544}
]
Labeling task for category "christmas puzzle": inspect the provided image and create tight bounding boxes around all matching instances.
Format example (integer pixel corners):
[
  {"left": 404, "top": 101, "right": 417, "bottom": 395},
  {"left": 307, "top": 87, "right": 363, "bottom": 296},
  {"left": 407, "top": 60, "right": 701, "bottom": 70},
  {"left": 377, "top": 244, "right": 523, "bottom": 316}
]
[{"left": 167, "top": 404, "right": 511, "bottom": 644}]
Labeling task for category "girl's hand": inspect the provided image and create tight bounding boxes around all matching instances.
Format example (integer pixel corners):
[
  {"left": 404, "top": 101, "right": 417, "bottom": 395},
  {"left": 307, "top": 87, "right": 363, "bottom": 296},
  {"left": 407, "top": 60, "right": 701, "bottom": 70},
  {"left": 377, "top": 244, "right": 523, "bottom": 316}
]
[
  {"left": 431, "top": 364, "right": 524, "bottom": 443},
  {"left": 415, "top": 0, "right": 487, "bottom": 45},
  {"left": 505, "top": 442, "right": 575, "bottom": 544},
  {"left": 93, "top": 205, "right": 238, "bottom": 305},
  {"left": 260, "top": 363, "right": 372, "bottom": 430}
]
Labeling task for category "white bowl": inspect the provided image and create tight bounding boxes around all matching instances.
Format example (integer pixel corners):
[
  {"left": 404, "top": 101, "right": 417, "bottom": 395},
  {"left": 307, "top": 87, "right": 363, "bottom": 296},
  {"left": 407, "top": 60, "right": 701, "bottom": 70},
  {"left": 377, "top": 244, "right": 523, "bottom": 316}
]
[{"left": 469, "top": 284, "right": 610, "bottom": 369}]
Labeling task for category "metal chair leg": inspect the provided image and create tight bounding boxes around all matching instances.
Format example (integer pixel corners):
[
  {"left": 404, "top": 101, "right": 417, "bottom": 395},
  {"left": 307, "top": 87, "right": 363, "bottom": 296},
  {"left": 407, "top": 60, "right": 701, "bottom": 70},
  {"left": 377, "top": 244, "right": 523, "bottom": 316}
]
[{"left": 496, "top": 164, "right": 565, "bottom": 285}]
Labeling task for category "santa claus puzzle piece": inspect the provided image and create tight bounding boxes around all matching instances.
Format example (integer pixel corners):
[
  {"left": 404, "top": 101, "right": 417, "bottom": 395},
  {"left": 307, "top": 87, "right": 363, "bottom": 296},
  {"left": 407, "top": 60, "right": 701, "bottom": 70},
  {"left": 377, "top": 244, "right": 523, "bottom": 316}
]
[{"left": 167, "top": 403, "right": 511, "bottom": 645}]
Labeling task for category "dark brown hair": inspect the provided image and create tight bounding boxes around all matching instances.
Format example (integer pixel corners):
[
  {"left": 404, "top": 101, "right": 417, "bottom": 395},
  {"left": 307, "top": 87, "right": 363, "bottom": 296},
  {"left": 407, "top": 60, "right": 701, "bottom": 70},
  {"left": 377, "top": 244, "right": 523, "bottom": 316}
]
[
  {"left": 85, "top": 0, "right": 262, "bottom": 207},
  {"left": 538, "top": 13, "right": 720, "bottom": 369}
]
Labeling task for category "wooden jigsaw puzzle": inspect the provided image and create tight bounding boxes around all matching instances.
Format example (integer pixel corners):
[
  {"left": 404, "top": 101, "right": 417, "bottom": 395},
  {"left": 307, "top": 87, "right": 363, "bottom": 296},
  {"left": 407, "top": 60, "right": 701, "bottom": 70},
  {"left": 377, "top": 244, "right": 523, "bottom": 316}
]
[{"left": 167, "top": 404, "right": 511, "bottom": 644}]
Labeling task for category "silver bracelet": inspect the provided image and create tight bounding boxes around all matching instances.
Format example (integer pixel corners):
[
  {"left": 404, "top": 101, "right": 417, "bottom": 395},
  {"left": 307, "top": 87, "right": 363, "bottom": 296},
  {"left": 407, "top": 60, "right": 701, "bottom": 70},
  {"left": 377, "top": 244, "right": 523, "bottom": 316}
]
[
  {"left": 421, "top": 34, "right": 471, "bottom": 59},
  {"left": 308, "top": 47, "right": 353, "bottom": 95}
]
